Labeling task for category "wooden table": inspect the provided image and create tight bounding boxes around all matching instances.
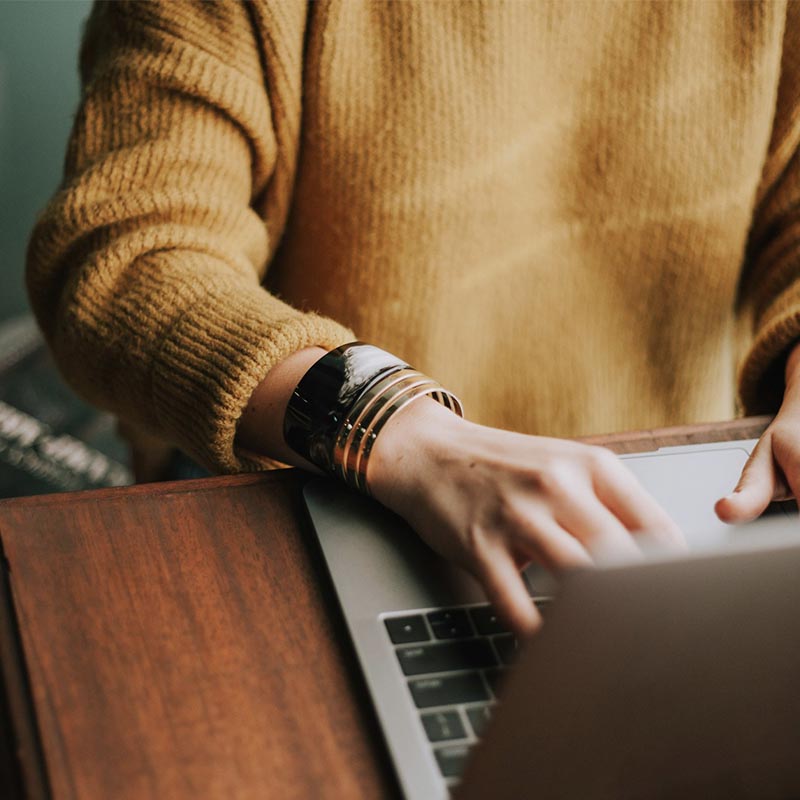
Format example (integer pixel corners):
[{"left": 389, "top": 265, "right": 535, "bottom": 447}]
[{"left": 0, "top": 418, "right": 772, "bottom": 799}]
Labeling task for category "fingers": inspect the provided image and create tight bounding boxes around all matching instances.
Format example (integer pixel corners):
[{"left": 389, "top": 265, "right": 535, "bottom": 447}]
[
  {"left": 474, "top": 546, "right": 541, "bottom": 636},
  {"left": 715, "top": 434, "right": 780, "bottom": 523},
  {"left": 509, "top": 504, "right": 593, "bottom": 571},
  {"left": 475, "top": 495, "right": 638, "bottom": 637},
  {"left": 592, "top": 455, "right": 686, "bottom": 549},
  {"left": 553, "top": 491, "right": 642, "bottom": 564}
]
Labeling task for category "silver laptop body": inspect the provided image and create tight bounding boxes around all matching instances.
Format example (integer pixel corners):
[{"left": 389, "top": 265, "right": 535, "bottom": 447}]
[
  {"left": 457, "top": 525, "right": 800, "bottom": 799},
  {"left": 303, "top": 439, "right": 796, "bottom": 798}
]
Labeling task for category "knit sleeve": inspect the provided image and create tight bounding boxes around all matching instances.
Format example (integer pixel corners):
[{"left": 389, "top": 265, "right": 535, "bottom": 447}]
[
  {"left": 25, "top": 0, "right": 353, "bottom": 473},
  {"left": 737, "top": 5, "right": 800, "bottom": 415}
]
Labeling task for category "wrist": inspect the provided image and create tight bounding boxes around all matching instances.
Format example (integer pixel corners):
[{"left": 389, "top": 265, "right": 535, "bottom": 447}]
[{"left": 368, "top": 396, "right": 468, "bottom": 508}]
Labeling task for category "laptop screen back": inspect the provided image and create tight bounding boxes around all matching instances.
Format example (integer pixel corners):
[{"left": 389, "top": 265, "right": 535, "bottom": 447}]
[{"left": 458, "top": 528, "right": 800, "bottom": 800}]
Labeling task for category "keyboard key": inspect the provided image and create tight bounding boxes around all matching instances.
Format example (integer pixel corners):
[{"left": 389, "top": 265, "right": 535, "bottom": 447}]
[
  {"left": 435, "top": 744, "right": 472, "bottom": 778},
  {"left": 466, "top": 704, "right": 493, "bottom": 738},
  {"left": 492, "top": 634, "right": 518, "bottom": 665},
  {"left": 484, "top": 667, "right": 506, "bottom": 697},
  {"left": 396, "top": 640, "right": 497, "bottom": 676},
  {"left": 469, "top": 605, "right": 509, "bottom": 635},
  {"left": 427, "top": 609, "right": 473, "bottom": 639},
  {"left": 421, "top": 710, "right": 467, "bottom": 742},
  {"left": 409, "top": 672, "right": 489, "bottom": 708},
  {"left": 384, "top": 615, "right": 430, "bottom": 644}
]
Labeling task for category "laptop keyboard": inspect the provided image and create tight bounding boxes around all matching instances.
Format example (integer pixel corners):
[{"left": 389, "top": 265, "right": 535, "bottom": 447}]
[{"left": 383, "top": 600, "right": 550, "bottom": 786}]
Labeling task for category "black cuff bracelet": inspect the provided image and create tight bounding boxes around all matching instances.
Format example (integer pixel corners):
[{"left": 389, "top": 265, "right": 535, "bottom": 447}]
[
  {"left": 283, "top": 342, "right": 409, "bottom": 473},
  {"left": 283, "top": 342, "right": 463, "bottom": 490}
]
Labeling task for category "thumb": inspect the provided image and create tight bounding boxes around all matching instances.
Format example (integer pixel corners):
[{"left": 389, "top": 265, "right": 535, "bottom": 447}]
[{"left": 715, "top": 435, "right": 776, "bottom": 523}]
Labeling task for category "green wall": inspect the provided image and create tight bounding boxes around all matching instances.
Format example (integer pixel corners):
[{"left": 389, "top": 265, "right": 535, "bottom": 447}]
[{"left": 0, "top": 0, "right": 92, "bottom": 321}]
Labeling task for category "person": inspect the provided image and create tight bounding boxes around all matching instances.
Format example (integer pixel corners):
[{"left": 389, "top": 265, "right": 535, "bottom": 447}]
[{"left": 26, "top": 0, "right": 800, "bottom": 633}]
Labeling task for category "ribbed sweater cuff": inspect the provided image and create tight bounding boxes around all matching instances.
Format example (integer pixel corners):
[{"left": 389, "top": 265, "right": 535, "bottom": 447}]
[
  {"left": 150, "top": 282, "right": 353, "bottom": 474},
  {"left": 739, "top": 277, "right": 800, "bottom": 414}
]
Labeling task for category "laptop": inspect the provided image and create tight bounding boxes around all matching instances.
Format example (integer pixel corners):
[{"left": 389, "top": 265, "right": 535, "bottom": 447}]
[
  {"left": 456, "top": 524, "right": 800, "bottom": 799},
  {"left": 303, "top": 439, "right": 799, "bottom": 798}
]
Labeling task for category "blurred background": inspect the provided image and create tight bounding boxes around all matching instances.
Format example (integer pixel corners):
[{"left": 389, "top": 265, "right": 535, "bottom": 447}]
[{"left": 0, "top": 0, "right": 132, "bottom": 497}]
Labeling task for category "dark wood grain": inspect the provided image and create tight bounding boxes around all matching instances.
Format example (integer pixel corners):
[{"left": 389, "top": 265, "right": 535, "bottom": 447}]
[
  {"left": 0, "top": 471, "right": 400, "bottom": 799},
  {"left": 0, "top": 548, "right": 48, "bottom": 800},
  {"left": 580, "top": 415, "right": 772, "bottom": 453},
  {"left": 0, "top": 418, "right": 772, "bottom": 799}
]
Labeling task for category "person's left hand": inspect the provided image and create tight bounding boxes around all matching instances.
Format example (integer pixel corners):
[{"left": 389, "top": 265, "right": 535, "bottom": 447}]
[{"left": 716, "top": 342, "right": 800, "bottom": 523}]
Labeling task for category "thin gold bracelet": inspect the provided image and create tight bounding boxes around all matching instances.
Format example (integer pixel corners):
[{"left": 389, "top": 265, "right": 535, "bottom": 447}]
[
  {"left": 332, "top": 369, "right": 426, "bottom": 483},
  {"left": 332, "top": 374, "right": 463, "bottom": 495},
  {"left": 345, "top": 376, "right": 436, "bottom": 491},
  {"left": 353, "top": 383, "right": 457, "bottom": 494}
]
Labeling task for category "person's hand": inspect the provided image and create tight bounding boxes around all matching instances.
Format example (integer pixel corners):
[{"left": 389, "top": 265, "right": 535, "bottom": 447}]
[
  {"left": 368, "top": 399, "right": 685, "bottom": 636},
  {"left": 236, "top": 345, "right": 685, "bottom": 637},
  {"left": 716, "top": 342, "right": 800, "bottom": 523}
]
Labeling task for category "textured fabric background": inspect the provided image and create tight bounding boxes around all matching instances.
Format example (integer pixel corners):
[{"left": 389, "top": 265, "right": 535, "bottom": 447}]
[{"left": 26, "top": 0, "right": 800, "bottom": 473}]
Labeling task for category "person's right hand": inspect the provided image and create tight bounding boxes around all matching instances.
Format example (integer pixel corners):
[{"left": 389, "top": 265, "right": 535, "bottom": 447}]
[
  {"left": 368, "top": 399, "right": 685, "bottom": 636},
  {"left": 237, "top": 346, "right": 686, "bottom": 637}
]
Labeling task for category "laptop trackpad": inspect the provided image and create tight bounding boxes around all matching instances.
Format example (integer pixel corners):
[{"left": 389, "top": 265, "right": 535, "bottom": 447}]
[
  {"left": 622, "top": 447, "right": 750, "bottom": 549},
  {"left": 525, "top": 446, "right": 756, "bottom": 594}
]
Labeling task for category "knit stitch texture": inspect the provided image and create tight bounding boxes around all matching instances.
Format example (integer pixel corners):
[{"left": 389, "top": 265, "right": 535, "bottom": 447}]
[{"left": 26, "top": 0, "right": 800, "bottom": 472}]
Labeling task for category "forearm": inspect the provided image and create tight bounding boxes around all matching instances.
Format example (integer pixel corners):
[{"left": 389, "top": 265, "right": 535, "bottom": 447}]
[{"left": 235, "top": 346, "right": 327, "bottom": 470}]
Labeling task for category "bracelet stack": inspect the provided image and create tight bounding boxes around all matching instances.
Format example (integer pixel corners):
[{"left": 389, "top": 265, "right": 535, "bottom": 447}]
[{"left": 284, "top": 342, "right": 463, "bottom": 495}]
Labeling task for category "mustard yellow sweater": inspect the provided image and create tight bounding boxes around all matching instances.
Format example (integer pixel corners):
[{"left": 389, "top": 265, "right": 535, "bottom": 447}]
[{"left": 26, "top": 0, "right": 800, "bottom": 473}]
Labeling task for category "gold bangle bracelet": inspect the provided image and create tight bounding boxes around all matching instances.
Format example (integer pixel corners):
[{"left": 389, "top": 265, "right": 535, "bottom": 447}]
[
  {"left": 332, "top": 369, "right": 426, "bottom": 483},
  {"left": 345, "top": 377, "right": 437, "bottom": 491},
  {"left": 353, "top": 384, "right": 462, "bottom": 494},
  {"left": 333, "top": 375, "right": 463, "bottom": 495},
  {"left": 351, "top": 383, "right": 447, "bottom": 494}
]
